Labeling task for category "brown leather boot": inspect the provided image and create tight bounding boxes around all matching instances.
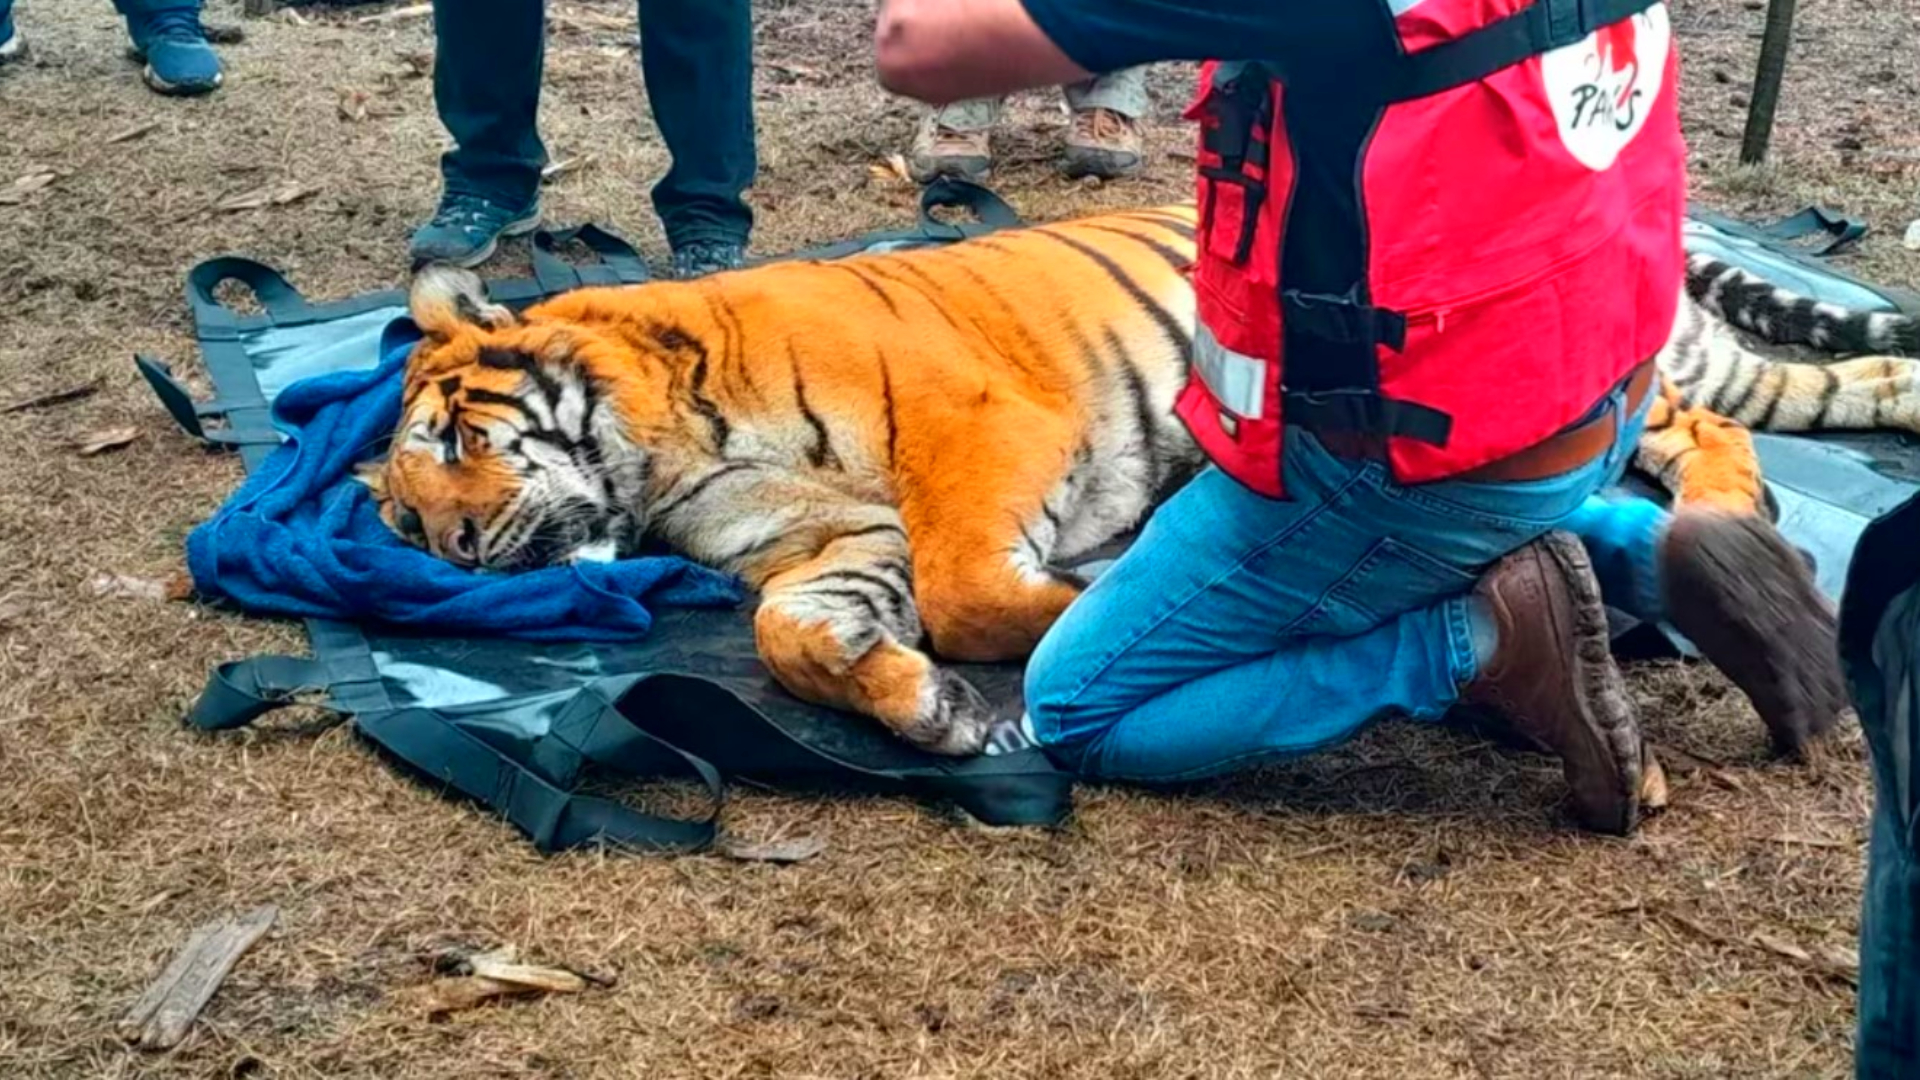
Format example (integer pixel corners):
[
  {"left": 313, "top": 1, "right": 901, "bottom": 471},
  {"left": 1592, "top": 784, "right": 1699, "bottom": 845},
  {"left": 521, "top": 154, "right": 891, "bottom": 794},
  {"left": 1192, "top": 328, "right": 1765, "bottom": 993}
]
[
  {"left": 1457, "top": 532, "right": 1666, "bottom": 835},
  {"left": 1660, "top": 509, "right": 1846, "bottom": 759}
]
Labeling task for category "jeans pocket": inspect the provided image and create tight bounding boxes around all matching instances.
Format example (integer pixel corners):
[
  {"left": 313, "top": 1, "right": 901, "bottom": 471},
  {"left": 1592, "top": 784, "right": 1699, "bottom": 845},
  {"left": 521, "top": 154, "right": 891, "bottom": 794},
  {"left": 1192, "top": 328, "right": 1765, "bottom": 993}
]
[
  {"left": 1286, "top": 536, "right": 1481, "bottom": 636},
  {"left": 1385, "top": 464, "right": 1606, "bottom": 533}
]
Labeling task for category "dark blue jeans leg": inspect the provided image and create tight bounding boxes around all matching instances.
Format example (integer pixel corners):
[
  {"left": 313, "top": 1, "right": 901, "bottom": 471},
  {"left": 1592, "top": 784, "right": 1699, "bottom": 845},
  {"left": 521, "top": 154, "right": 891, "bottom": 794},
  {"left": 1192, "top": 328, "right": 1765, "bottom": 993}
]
[
  {"left": 111, "top": 0, "right": 202, "bottom": 16},
  {"left": 429, "top": 0, "right": 547, "bottom": 205},
  {"left": 637, "top": 0, "right": 756, "bottom": 249}
]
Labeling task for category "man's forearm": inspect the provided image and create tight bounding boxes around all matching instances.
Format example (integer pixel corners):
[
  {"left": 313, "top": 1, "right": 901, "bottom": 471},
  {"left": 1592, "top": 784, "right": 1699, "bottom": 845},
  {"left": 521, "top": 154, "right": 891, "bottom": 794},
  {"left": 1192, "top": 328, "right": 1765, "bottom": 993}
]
[{"left": 874, "top": 0, "right": 1094, "bottom": 104}]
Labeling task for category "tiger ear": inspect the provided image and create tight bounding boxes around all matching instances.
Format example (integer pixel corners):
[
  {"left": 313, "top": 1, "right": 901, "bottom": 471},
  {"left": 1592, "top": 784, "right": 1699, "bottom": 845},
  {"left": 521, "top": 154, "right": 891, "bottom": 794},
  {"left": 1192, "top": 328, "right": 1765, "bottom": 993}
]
[
  {"left": 353, "top": 460, "right": 390, "bottom": 504},
  {"left": 409, "top": 263, "right": 516, "bottom": 339}
]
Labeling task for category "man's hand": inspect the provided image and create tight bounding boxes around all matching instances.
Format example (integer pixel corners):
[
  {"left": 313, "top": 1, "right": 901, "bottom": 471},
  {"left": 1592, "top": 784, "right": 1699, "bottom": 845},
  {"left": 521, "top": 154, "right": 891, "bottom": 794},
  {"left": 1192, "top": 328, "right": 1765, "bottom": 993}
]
[{"left": 875, "top": 0, "right": 1094, "bottom": 104}]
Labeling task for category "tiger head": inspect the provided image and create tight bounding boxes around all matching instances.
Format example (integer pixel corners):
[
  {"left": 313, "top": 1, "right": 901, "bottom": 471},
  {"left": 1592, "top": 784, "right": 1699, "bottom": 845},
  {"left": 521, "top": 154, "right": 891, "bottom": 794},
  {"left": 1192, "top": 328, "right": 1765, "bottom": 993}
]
[{"left": 360, "top": 264, "right": 652, "bottom": 570}]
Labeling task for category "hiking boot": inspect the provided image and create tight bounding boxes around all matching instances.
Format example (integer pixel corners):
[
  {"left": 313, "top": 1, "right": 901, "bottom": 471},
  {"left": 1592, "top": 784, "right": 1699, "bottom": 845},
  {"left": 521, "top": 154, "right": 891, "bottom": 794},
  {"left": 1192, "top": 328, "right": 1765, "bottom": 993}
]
[
  {"left": 907, "top": 113, "right": 992, "bottom": 184},
  {"left": 0, "top": 8, "right": 26, "bottom": 65},
  {"left": 407, "top": 191, "right": 541, "bottom": 269},
  {"left": 125, "top": 9, "right": 222, "bottom": 96},
  {"left": 1458, "top": 532, "right": 1666, "bottom": 835},
  {"left": 1063, "top": 107, "right": 1143, "bottom": 180},
  {"left": 668, "top": 239, "right": 746, "bottom": 280},
  {"left": 1660, "top": 509, "right": 1847, "bottom": 759}
]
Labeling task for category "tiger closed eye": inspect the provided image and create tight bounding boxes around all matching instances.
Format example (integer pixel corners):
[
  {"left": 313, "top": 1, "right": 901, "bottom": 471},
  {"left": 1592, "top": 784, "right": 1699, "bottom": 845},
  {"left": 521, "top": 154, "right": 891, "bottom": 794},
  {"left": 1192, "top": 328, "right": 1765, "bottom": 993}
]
[{"left": 396, "top": 508, "right": 425, "bottom": 540}]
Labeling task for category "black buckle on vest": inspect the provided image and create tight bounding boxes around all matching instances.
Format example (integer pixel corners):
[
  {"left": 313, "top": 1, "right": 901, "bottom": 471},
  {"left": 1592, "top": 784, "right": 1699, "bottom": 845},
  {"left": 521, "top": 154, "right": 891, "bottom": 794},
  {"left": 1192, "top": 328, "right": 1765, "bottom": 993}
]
[
  {"left": 1283, "top": 389, "right": 1454, "bottom": 447},
  {"left": 1281, "top": 289, "right": 1409, "bottom": 353}
]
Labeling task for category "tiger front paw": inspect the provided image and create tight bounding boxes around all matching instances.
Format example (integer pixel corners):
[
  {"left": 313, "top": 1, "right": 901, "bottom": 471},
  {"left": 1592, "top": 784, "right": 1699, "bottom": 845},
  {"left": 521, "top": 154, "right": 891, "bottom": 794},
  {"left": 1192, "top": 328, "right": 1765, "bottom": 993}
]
[{"left": 901, "top": 668, "right": 997, "bottom": 757}]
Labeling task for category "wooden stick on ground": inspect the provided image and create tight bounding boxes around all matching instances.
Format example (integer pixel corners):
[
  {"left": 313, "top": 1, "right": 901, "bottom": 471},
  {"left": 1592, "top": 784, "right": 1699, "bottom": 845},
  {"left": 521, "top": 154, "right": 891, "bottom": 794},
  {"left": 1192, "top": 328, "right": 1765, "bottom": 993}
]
[
  {"left": 357, "top": 3, "right": 433, "bottom": 25},
  {"left": 118, "top": 905, "right": 278, "bottom": 1051}
]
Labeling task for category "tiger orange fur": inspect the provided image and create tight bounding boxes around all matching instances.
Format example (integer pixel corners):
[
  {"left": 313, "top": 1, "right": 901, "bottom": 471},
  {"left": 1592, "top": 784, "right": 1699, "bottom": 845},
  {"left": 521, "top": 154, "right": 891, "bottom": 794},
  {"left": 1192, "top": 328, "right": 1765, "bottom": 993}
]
[{"left": 368, "top": 204, "right": 1920, "bottom": 755}]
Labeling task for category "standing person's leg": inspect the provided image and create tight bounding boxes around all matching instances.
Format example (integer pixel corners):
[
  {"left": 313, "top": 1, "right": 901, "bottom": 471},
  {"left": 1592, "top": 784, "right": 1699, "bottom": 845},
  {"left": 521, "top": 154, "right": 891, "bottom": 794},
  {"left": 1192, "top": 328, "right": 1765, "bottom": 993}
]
[
  {"left": 0, "top": 0, "right": 24, "bottom": 63},
  {"left": 1061, "top": 66, "right": 1148, "bottom": 179},
  {"left": 906, "top": 97, "right": 1002, "bottom": 184},
  {"left": 112, "top": 0, "right": 221, "bottom": 96},
  {"left": 1013, "top": 382, "right": 1664, "bottom": 834},
  {"left": 407, "top": 0, "right": 547, "bottom": 268},
  {"left": 637, "top": 0, "right": 756, "bottom": 279}
]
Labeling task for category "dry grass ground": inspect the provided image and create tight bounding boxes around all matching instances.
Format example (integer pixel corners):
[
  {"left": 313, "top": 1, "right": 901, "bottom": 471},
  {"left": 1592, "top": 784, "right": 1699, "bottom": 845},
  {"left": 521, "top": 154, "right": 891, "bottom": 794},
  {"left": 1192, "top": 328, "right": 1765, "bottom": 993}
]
[{"left": 1, "top": 0, "right": 1916, "bottom": 1076}]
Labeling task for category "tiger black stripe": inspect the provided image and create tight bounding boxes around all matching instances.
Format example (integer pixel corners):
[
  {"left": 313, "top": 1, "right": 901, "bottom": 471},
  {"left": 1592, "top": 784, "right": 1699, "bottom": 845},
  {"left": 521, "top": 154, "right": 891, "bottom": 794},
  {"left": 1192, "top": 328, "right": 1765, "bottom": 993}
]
[
  {"left": 789, "top": 346, "right": 842, "bottom": 470},
  {"left": 790, "top": 586, "right": 885, "bottom": 626},
  {"left": 1751, "top": 371, "right": 1787, "bottom": 429},
  {"left": 1059, "top": 223, "right": 1192, "bottom": 273},
  {"left": 463, "top": 386, "right": 545, "bottom": 426},
  {"left": 1717, "top": 363, "right": 1766, "bottom": 419},
  {"left": 924, "top": 246, "right": 1056, "bottom": 384},
  {"left": 652, "top": 461, "right": 754, "bottom": 520},
  {"left": 861, "top": 261, "right": 969, "bottom": 337},
  {"left": 686, "top": 351, "right": 731, "bottom": 452},
  {"left": 807, "top": 568, "right": 911, "bottom": 620},
  {"left": 1114, "top": 211, "right": 1199, "bottom": 241},
  {"left": 477, "top": 346, "right": 565, "bottom": 406},
  {"left": 1029, "top": 229, "right": 1193, "bottom": 358},
  {"left": 819, "top": 262, "right": 902, "bottom": 317},
  {"left": 1103, "top": 326, "right": 1160, "bottom": 477},
  {"left": 1813, "top": 368, "right": 1842, "bottom": 424},
  {"left": 833, "top": 522, "right": 907, "bottom": 543},
  {"left": 877, "top": 352, "right": 899, "bottom": 466}
]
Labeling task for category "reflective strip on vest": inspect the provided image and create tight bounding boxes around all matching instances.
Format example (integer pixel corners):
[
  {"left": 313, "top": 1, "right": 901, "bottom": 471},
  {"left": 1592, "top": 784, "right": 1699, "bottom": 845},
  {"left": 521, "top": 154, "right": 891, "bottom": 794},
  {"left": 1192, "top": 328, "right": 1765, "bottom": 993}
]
[{"left": 1193, "top": 323, "right": 1267, "bottom": 419}]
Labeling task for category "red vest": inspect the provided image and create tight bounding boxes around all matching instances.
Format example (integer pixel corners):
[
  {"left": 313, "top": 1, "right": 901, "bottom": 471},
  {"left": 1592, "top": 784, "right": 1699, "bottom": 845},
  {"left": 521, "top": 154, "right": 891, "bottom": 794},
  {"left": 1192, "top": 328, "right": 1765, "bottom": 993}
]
[{"left": 1179, "top": 0, "right": 1687, "bottom": 498}]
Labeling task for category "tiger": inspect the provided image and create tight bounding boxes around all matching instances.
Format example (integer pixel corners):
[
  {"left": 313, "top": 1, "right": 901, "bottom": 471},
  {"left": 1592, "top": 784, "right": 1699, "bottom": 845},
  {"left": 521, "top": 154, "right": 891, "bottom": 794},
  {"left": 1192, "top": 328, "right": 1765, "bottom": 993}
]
[{"left": 365, "top": 203, "right": 1920, "bottom": 757}]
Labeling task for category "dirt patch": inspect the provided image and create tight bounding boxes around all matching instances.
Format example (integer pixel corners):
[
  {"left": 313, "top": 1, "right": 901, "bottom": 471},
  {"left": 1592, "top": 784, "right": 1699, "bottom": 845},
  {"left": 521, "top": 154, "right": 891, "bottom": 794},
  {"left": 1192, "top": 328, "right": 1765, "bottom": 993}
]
[{"left": 0, "top": 0, "right": 1912, "bottom": 1076}]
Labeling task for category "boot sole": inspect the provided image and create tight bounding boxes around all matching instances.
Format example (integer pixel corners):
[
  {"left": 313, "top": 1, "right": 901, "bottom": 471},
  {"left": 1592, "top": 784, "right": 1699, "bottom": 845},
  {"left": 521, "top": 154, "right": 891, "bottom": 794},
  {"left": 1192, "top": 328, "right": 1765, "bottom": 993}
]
[
  {"left": 144, "top": 64, "right": 222, "bottom": 96},
  {"left": 1662, "top": 511, "right": 1846, "bottom": 758},
  {"left": 1535, "top": 531, "right": 1650, "bottom": 836}
]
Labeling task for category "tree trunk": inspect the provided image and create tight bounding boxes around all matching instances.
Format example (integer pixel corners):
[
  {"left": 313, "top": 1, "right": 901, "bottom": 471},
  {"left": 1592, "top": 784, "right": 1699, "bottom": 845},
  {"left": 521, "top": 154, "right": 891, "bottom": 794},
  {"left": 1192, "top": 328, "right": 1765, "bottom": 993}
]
[{"left": 1740, "top": 0, "right": 1799, "bottom": 164}]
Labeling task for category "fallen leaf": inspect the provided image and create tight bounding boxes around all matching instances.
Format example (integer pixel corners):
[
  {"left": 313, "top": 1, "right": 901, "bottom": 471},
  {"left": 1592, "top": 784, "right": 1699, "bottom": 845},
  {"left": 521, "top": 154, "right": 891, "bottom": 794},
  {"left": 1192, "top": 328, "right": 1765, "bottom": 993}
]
[
  {"left": 467, "top": 952, "right": 589, "bottom": 993},
  {"left": 76, "top": 427, "right": 140, "bottom": 456},
  {"left": 396, "top": 50, "right": 433, "bottom": 78},
  {"left": 403, "top": 945, "right": 603, "bottom": 1018},
  {"left": 201, "top": 22, "right": 246, "bottom": 44},
  {"left": 91, "top": 574, "right": 172, "bottom": 602},
  {"left": 719, "top": 834, "right": 826, "bottom": 864},
  {"left": 541, "top": 154, "right": 596, "bottom": 183},
  {"left": 105, "top": 121, "right": 161, "bottom": 146},
  {"left": 886, "top": 153, "right": 913, "bottom": 185},
  {"left": 0, "top": 592, "right": 28, "bottom": 626},
  {"left": 0, "top": 169, "right": 60, "bottom": 206},
  {"left": 1753, "top": 932, "right": 1859, "bottom": 984},
  {"left": 1904, "top": 219, "right": 1920, "bottom": 252},
  {"left": 0, "top": 376, "right": 103, "bottom": 414},
  {"left": 337, "top": 90, "right": 369, "bottom": 123},
  {"left": 215, "top": 182, "right": 320, "bottom": 213}
]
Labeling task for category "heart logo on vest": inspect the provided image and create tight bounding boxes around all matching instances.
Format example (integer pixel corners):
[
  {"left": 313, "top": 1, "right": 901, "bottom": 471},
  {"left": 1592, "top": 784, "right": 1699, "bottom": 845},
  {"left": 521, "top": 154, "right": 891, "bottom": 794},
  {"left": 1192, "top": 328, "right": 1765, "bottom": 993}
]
[{"left": 1540, "top": 4, "right": 1672, "bottom": 171}]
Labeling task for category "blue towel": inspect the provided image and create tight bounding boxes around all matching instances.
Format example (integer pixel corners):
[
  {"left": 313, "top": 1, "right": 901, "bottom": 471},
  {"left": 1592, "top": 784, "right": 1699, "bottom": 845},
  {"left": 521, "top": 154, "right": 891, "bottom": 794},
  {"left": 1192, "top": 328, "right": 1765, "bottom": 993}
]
[{"left": 185, "top": 321, "right": 745, "bottom": 640}]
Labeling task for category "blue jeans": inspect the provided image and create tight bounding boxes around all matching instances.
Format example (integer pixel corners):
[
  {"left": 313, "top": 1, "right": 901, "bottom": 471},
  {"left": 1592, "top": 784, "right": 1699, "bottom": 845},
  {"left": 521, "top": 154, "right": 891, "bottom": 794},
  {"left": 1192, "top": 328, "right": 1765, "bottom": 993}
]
[{"left": 1024, "top": 382, "right": 1660, "bottom": 782}]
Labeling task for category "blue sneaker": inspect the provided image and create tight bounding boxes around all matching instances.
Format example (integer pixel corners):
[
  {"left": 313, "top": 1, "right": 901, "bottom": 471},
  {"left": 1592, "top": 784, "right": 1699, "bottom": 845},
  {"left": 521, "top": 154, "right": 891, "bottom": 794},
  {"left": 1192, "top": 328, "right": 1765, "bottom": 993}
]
[
  {"left": 407, "top": 191, "right": 542, "bottom": 269},
  {"left": 126, "top": 9, "right": 223, "bottom": 96}
]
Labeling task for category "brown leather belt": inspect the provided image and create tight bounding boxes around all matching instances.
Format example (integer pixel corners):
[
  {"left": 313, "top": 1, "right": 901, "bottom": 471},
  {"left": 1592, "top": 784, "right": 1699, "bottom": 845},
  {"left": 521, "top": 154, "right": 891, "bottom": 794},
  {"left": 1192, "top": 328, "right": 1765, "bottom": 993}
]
[{"left": 1316, "top": 360, "right": 1656, "bottom": 483}]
